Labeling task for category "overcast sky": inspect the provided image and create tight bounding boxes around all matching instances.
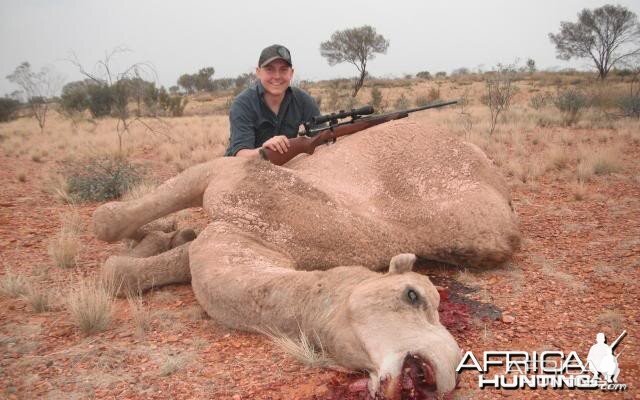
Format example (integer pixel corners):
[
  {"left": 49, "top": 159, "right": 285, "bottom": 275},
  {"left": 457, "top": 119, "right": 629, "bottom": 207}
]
[{"left": 1, "top": 0, "right": 639, "bottom": 96}]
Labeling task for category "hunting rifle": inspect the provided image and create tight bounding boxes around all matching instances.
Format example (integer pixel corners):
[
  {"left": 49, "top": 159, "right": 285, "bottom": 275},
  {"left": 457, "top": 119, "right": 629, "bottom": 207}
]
[
  {"left": 260, "top": 99, "right": 458, "bottom": 165},
  {"left": 610, "top": 330, "right": 627, "bottom": 351}
]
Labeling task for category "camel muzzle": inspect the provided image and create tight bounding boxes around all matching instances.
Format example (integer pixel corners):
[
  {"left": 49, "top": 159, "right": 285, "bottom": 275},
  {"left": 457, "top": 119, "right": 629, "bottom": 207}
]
[{"left": 377, "top": 353, "right": 459, "bottom": 400}]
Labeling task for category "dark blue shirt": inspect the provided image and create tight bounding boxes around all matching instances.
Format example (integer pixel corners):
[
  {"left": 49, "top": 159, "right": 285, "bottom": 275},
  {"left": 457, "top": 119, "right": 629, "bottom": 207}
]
[{"left": 225, "top": 82, "right": 321, "bottom": 156}]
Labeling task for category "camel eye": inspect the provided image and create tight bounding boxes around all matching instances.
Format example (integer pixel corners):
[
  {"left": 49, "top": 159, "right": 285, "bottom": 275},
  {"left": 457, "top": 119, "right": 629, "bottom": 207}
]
[{"left": 404, "top": 288, "right": 421, "bottom": 305}]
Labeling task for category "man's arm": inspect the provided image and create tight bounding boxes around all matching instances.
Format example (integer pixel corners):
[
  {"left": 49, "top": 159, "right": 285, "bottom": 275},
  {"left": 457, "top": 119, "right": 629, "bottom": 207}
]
[
  {"left": 227, "top": 98, "right": 257, "bottom": 157},
  {"left": 235, "top": 148, "right": 262, "bottom": 158}
]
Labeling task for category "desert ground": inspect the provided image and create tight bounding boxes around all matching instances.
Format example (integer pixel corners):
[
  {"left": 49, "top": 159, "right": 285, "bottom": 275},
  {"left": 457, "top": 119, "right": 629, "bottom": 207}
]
[{"left": 1, "top": 72, "right": 639, "bottom": 399}]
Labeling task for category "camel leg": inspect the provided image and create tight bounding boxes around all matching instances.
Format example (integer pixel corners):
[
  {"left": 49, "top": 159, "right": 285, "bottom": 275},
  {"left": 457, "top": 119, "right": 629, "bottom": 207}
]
[
  {"left": 93, "top": 157, "right": 248, "bottom": 243},
  {"left": 103, "top": 242, "right": 192, "bottom": 297},
  {"left": 128, "top": 229, "right": 197, "bottom": 258},
  {"left": 128, "top": 217, "right": 178, "bottom": 243}
]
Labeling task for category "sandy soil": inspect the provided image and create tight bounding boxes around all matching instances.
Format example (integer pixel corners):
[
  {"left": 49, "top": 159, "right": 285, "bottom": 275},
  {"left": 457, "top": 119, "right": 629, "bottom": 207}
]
[{"left": 1, "top": 123, "right": 639, "bottom": 400}]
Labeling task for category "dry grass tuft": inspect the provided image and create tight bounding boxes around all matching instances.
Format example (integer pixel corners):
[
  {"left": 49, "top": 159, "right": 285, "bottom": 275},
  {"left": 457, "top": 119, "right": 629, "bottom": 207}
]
[
  {"left": 158, "top": 353, "right": 189, "bottom": 377},
  {"left": 184, "top": 305, "right": 208, "bottom": 321},
  {"left": 23, "top": 285, "right": 55, "bottom": 313},
  {"left": 592, "top": 155, "right": 622, "bottom": 175},
  {"left": 571, "top": 181, "right": 588, "bottom": 201},
  {"left": 597, "top": 310, "right": 624, "bottom": 332},
  {"left": 544, "top": 145, "right": 570, "bottom": 171},
  {"left": 576, "top": 159, "right": 594, "bottom": 182},
  {"left": 48, "top": 209, "right": 83, "bottom": 268},
  {"left": 66, "top": 278, "right": 115, "bottom": 335},
  {"left": 577, "top": 146, "right": 623, "bottom": 180},
  {"left": 261, "top": 326, "right": 334, "bottom": 368},
  {"left": 45, "top": 173, "right": 75, "bottom": 204},
  {"left": 0, "top": 272, "right": 28, "bottom": 298},
  {"left": 127, "top": 294, "right": 152, "bottom": 337},
  {"left": 455, "top": 269, "right": 481, "bottom": 288}
]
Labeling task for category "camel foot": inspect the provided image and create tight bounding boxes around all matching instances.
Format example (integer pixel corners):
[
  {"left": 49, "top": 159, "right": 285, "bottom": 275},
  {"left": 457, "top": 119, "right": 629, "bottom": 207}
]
[
  {"left": 103, "top": 242, "right": 192, "bottom": 298},
  {"left": 93, "top": 201, "right": 138, "bottom": 243}
]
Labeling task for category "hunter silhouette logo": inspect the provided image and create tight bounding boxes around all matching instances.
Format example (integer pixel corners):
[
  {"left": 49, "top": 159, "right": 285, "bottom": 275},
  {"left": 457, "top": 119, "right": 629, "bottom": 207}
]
[
  {"left": 587, "top": 331, "right": 626, "bottom": 384},
  {"left": 456, "top": 330, "right": 628, "bottom": 391}
]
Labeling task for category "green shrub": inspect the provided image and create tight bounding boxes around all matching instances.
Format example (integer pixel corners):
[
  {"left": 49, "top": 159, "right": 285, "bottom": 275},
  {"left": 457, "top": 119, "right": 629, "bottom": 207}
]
[
  {"left": 416, "top": 71, "right": 431, "bottom": 80},
  {"left": 554, "top": 88, "right": 587, "bottom": 125},
  {"left": 65, "top": 156, "right": 143, "bottom": 202},
  {"left": 618, "top": 94, "right": 640, "bottom": 118},
  {"left": 60, "top": 81, "right": 90, "bottom": 114},
  {"left": 158, "top": 88, "right": 188, "bottom": 117},
  {"left": 0, "top": 98, "right": 21, "bottom": 122},
  {"left": 87, "top": 84, "right": 114, "bottom": 118}
]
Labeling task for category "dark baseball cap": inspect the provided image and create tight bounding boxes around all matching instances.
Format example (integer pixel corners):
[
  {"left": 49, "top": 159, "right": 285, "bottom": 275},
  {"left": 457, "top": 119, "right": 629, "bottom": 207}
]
[{"left": 258, "top": 44, "right": 292, "bottom": 68}]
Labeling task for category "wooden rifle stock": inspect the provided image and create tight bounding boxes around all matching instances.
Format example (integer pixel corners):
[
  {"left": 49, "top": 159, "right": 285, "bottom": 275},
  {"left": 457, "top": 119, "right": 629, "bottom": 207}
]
[{"left": 261, "top": 99, "right": 457, "bottom": 166}]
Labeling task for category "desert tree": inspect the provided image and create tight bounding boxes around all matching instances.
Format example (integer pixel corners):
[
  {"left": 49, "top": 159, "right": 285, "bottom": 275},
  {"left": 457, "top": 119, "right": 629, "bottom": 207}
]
[
  {"left": 177, "top": 74, "right": 197, "bottom": 94},
  {"left": 416, "top": 71, "right": 432, "bottom": 80},
  {"left": 481, "top": 64, "right": 519, "bottom": 135},
  {"left": 69, "top": 47, "right": 170, "bottom": 156},
  {"left": 526, "top": 58, "right": 536, "bottom": 73},
  {"left": 177, "top": 67, "right": 215, "bottom": 93},
  {"left": 6, "top": 62, "right": 63, "bottom": 133},
  {"left": 195, "top": 67, "right": 215, "bottom": 92},
  {"left": 320, "top": 25, "right": 389, "bottom": 97},
  {"left": 549, "top": 4, "right": 640, "bottom": 80},
  {"left": 235, "top": 72, "right": 256, "bottom": 90}
]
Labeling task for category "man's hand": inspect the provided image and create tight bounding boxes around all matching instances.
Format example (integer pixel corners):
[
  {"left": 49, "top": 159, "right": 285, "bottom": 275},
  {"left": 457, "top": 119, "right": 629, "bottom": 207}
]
[{"left": 262, "top": 135, "right": 290, "bottom": 154}]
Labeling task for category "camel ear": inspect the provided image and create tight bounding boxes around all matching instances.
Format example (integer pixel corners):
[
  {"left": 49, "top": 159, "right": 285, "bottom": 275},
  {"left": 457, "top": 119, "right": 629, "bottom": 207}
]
[{"left": 388, "top": 253, "right": 417, "bottom": 274}]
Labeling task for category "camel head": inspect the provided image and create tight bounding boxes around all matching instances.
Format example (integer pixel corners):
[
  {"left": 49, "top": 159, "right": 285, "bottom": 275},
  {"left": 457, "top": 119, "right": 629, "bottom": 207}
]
[{"left": 331, "top": 254, "right": 461, "bottom": 399}]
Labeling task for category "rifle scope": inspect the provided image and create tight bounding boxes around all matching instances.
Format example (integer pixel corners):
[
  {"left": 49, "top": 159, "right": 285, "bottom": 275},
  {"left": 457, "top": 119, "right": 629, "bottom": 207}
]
[{"left": 312, "top": 105, "right": 374, "bottom": 126}]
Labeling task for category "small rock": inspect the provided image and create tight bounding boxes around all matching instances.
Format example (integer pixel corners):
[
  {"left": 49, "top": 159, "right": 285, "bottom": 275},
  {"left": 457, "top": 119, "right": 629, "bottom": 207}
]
[
  {"left": 502, "top": 315, "right": 515, "bottom": 324},
  {"left": 232, "top": 394, "right": 241, "bottom": 400}
]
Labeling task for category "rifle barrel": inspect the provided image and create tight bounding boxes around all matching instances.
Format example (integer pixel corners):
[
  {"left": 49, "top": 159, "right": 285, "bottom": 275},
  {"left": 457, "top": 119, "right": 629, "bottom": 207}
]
[
  {"left": 611, "top": 330, "right": 627, "bottom": 350},
  {"left": 400, "top": 99, "right": 458, "bottom": 114}
]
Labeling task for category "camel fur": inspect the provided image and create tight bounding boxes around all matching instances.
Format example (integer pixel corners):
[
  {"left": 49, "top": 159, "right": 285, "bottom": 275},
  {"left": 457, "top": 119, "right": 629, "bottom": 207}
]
[{"left": 93, "top": 120, "right": 520, "bottom": 398}]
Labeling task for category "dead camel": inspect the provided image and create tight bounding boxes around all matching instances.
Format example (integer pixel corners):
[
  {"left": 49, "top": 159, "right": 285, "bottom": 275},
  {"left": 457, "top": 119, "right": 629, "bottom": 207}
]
[{"left": 93, "top": 120, "right": 520, "bottom": 399}]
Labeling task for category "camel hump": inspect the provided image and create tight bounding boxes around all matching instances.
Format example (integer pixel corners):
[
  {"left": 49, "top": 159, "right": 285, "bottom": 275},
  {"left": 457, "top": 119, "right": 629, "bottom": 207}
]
[{"left": 388, "top": 253, "right": 417, "bottom": 274}]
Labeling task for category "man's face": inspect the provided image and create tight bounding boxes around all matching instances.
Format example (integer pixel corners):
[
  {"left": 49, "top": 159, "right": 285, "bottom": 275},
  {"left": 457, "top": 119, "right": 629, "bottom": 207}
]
[{"left": 256, "top": 59, "right": 294, "bottom": 98}]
